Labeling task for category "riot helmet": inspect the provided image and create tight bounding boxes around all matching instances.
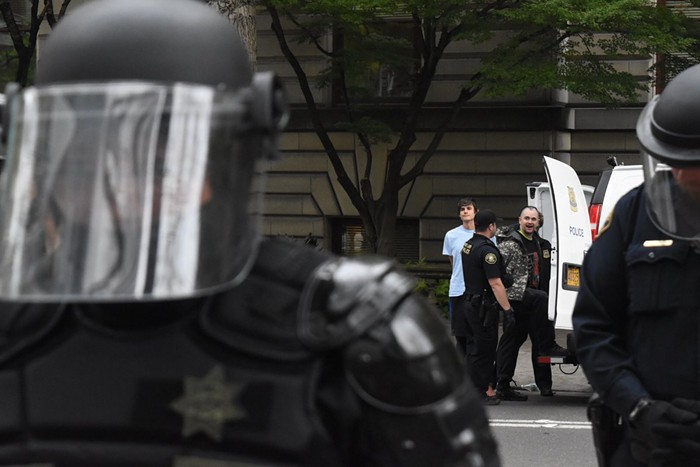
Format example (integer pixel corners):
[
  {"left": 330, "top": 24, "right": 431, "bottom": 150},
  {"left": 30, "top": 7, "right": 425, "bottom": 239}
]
[
  {"left": 637, "top": 64, "right": 700, "bottom": 241},
  {"left": 0, "top": 0, "right": 288, "bottom": 301}
]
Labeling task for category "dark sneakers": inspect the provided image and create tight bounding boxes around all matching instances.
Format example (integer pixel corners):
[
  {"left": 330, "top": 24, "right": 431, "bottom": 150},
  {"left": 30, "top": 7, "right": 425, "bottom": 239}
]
[
  {"left": 483, "top": 394, "right": 501, "bottom": 405},
  {"left": 496, "top": 387, "right": 528, "bottom": 402},
  {"left": 540, "top": 343, "right": 570, "bottom": 358},
  {"left": 540, "top": 388, "right": 555, "bottom": 397}
]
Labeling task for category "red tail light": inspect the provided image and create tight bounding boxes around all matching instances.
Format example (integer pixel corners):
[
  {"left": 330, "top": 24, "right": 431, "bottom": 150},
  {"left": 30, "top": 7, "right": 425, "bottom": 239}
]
[{"left": 589, "top": 204, "right": 602, "bottom": 240}]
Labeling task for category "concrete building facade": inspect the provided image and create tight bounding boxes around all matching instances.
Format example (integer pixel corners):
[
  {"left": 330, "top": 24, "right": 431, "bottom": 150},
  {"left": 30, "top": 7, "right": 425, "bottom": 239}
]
[
  {"left": 255, "top": 11, "right": 648, "bottom": 265},
  {"left": 28, "top": 1, "right": 679, "bottom": 266}
]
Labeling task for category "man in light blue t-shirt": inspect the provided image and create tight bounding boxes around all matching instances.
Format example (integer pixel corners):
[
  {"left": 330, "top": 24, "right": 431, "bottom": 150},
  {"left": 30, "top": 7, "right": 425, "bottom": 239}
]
[{"left": 442, "top": 198, "right": 478, "bottom": 356}]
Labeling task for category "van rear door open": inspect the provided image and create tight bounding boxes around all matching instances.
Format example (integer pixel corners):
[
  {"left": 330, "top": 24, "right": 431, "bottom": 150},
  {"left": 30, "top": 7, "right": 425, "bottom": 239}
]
[
  {"left": 526, "top": 181, "right": 593, "bottom": 245},
  {"left": 543, "top": 156, "right": 592, "bottom": 333}
]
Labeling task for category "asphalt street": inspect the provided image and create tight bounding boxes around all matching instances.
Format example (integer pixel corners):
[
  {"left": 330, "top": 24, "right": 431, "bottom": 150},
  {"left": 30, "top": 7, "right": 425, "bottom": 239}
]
[
  {"left": 488, "top": 391, "right": 597, "bottom": 467},
  {"left": 489, "top": 329, "right": 596, "bottom": 467}
]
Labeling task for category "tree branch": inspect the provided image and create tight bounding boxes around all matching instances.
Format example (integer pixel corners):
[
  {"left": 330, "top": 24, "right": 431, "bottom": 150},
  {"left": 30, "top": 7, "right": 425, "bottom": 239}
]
[
  {"left": 58, "top": 0, "right": 71, "bottom": 17},
  {"left": 334, "top": 51, "right": 374, "bottom": 182},
  {"left": 399, "top": 78, "right": 482, "bottom": 188},
  {"left": 267, "top": 6, "right": 368, "bottom": 215},
  {"left": 385, "top": 23, "right": 451, "bottom": 187},
  {"left": 286, "top": 13, "right": 334, "bottom": 57},
  {"left": 0, "top": 3, "right": 27, "bottom": 56}
]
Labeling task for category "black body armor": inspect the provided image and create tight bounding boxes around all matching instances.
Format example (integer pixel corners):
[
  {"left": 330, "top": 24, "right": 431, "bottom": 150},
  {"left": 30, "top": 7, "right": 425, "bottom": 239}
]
[{"left": 0, "top": 237, "right": 499, "bottom": 467}]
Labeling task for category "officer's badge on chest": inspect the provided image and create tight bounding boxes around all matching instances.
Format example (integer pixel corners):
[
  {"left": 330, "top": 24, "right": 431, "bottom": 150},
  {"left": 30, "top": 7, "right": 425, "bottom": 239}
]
[{"left": 170, "top": 365, "right": 247, "bottom": 441}]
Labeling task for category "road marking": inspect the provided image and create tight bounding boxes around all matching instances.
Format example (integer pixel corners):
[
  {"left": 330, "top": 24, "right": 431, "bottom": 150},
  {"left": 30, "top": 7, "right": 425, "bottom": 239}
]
[{"left": 490, "top": 419, "right": 591, "bottom": 429}]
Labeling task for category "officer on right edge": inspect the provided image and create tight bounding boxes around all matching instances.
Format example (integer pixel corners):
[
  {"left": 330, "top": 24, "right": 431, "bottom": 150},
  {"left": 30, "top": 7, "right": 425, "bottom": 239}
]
[{"left": 573, "top": 64, "right": 700, "bottom": 466}]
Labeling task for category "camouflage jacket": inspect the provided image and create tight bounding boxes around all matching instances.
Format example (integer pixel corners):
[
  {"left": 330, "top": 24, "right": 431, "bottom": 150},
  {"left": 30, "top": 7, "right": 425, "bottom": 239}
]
[{"left": 495, "top": 225, "right": 531, "bottom": 302}]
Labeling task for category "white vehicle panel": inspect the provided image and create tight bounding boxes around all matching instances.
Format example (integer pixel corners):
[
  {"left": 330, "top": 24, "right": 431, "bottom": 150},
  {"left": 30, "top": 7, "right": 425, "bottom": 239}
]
[
  {"left": 543, "top": 157, "right": 592, "bottom": 331},
  {"left": 527, "top": 182, "right": 593, "bottom": 245},
  {"left": 599, "top": 165, "right": 644, "bottom": 228}
]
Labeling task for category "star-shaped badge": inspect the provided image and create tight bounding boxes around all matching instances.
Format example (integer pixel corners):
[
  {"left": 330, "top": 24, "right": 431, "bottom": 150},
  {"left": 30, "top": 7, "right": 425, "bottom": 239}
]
[{"left": 170, "top": 365, "right": 246, "bottom": 441}]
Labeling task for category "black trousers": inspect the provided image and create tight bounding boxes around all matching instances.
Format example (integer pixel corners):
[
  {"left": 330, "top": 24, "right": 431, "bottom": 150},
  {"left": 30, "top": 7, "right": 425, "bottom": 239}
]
[
  {"left": 465, "top": 299, "right": 499, "bottom": 394},
  {"left": 449, "top": 293, "right": 473, "bottom": 357},
  {"left": 496, "top": 288, "right": 554, "bottom": 390}
]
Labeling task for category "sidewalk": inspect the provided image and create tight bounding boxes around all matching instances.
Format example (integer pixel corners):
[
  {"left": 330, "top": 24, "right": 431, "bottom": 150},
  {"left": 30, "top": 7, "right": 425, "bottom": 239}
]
[{"left": 511, "top": 329, "right": 592, "bottom": 394}]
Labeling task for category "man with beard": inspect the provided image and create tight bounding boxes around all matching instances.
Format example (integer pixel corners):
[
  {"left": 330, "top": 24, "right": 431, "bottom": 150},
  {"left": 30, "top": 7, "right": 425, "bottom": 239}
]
[{"left": 495, "top": 207, "right": 568, "bottom": 401}]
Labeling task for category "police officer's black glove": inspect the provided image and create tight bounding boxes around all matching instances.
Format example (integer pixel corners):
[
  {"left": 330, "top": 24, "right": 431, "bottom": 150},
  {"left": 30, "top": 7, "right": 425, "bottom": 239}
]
[
  {"left": 502, "top": 308, "right": 516, "bottom": 334},
  {"left": 647, "top": 398, "right": 700, "bottom": 463},
  {"left": 669, "top": 398, "right": 700, "bottom": 416},
  {"left": 628, "top": 399, "right": 699, "bottom": 465}
]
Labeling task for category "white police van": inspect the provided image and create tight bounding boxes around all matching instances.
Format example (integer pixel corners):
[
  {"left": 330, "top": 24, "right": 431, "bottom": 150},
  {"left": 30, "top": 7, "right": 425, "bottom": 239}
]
[{"left": 529, "top": 156, "right": 643, "bottom": 365}]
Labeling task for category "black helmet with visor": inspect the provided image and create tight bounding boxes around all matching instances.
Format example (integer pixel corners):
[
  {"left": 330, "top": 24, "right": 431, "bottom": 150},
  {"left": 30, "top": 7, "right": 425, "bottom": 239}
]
[
  {"left": 0, "top": 0, "right": 288, "bottom": 301},
  {"left": 636, "top": 64, "right": 700, "bottom": 241}
]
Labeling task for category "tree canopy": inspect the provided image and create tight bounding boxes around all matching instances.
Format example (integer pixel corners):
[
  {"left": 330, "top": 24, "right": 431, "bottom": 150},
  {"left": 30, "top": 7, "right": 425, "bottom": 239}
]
[{"left": 264, "top": 0, "right": 697, "bottom": 256}]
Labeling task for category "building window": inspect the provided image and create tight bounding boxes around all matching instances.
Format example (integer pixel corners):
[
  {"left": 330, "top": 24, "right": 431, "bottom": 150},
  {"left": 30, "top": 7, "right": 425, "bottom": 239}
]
[
  {"left": 329, "top": 217, "right": 419, "bottom": 263},
  {"left": 332, "top": 20, "right": 418, "bottom": 104}
]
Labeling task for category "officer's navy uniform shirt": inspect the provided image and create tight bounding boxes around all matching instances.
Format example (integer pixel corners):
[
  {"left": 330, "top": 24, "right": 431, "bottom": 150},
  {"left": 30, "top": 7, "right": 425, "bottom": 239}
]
[
  {"left": 573, "top": 186, "right": 700, "bottom": 419},
  {"left": 462, "top": 233, "right": 504, "bottom": 295}
]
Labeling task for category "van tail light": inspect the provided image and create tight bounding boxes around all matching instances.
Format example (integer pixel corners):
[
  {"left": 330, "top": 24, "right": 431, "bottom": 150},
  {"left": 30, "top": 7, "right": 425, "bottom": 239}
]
[{"left": 589, "top": 204, "right": 602, "bottom": 240}]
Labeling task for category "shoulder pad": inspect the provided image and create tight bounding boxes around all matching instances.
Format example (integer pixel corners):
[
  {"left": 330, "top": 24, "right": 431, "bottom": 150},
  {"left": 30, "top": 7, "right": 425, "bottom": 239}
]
[{"left": 298, "top": 256, "right": 415, "bottom": 350}]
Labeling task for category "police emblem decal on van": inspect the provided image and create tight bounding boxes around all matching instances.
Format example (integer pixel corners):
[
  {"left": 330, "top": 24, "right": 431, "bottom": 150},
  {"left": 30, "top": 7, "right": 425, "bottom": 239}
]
[{"left": 567, "top": 186, "right": 578, "bottom": 212}]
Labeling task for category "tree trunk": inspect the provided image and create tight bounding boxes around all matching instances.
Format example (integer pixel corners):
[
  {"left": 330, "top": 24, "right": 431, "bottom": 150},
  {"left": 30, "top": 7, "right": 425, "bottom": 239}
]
[
  {"left": 208, "top": 0, "right": 256, "bottom": 65},
  {"left": 375, "top": 201, "right": 398, "bottom": 258}
]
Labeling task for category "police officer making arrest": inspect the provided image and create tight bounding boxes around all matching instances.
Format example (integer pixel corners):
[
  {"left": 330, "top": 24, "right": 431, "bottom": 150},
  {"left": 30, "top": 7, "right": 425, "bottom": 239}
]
[
  {"left": 0, "top": 0, "right": 501, "bottom": 466},
  {"left": 573, "top": 63, "right": 700, "bottom": 467},
  {"left": 462, "top": 210, "right": 515, "bottom": 405}
]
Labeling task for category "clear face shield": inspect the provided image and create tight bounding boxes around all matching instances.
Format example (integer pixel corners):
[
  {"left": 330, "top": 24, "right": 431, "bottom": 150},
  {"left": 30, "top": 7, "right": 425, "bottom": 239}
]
[
  {"left": 0, "top": 78, "right": 286, "bottom": 302},
  {"left": 638, "top": 99, "right": 700, "bottom": 242}
]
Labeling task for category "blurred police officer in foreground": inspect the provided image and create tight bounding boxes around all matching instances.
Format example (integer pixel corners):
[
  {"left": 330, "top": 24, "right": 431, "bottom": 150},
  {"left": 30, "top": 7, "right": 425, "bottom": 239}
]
[
  {"left": 573, "top": 64, "right": 700, "bottom": 466},
  {"left": 0, "top": 1, "right": 500, "bottom": 465},
  {"left": 462, "top": 210, "right": 515, "bottom": 405}
]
